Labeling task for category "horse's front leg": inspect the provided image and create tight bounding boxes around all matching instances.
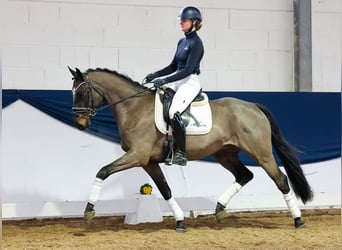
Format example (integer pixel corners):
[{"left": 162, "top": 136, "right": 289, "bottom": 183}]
[
  {"left": 143, "top": 162, "right": 186, "bottom": 233},
  {"left": 84, "top": 150, "right": 144, "bottom": 221}
]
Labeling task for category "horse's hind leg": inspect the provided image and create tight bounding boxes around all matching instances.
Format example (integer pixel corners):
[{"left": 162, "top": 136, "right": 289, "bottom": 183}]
[
  {"left": 143, "top": 162, "right": 186, "bottom": 233},
  {"left": 254, "top": 153, "right": 305, "bottom": 228},
  {"left": 212, "top": 148, "right": 254, "bottom": 222}
]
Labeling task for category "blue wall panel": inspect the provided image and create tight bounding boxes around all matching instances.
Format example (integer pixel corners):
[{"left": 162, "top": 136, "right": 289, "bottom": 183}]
[{"left": 3, "top": 90, "right": 341, "bottom": 165}]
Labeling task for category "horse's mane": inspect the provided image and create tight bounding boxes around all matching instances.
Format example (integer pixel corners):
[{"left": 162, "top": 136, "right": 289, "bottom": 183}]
[{"left": 86, "top": 68, "right": 148, "bottom": 90}]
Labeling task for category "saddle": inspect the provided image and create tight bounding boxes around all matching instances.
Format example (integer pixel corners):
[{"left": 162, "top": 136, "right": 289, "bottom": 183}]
[
  {"left": 154, "top": 88, "right": 212, "bottom": 164},
  {"left": 160, "top": 88, "right": 206, "bottom": 126},
  {"left": 154, "top": 88, "right": 212, "bottom": 135}
]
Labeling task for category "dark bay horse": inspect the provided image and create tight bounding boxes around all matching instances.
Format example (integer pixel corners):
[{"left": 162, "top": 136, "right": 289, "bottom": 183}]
[{"left": 69, "top": 67, "right": 313, "bottom": 232}]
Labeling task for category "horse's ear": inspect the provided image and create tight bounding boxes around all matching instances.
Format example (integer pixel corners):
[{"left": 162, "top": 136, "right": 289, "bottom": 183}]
[
  {"left": 75, "top": 67, "right": 84, "bottom": 80},
  {"left": 68, "top": 66, "right": 76, "bottom": 77},
  {"left": 69, "top": 67, "right": 84, "bottom": 81}
]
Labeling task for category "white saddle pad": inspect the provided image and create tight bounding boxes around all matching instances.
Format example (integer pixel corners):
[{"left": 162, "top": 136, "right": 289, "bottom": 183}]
[{"left": 154, "top": 90, "right": 212, "bottom": 135}]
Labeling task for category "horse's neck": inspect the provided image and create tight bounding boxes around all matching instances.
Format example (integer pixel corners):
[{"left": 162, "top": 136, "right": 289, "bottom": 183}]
[
  {"left": 92, "top": 73, "right": 138, "bottom": 105},
  {"left": 106, "top": 76, "right": 138, "bottom": 101},
  {"left": 97, "top": 74, "right": 153, "bottom": 122}
]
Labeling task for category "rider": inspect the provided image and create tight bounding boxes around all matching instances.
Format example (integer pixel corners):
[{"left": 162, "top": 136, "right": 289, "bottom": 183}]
[{"left": 145, "top": 6, "right": 204, "bottom": 166}]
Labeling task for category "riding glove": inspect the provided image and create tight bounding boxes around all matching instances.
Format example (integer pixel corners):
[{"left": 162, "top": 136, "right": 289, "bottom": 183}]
[
  {"left": 145, "top": 73, "right": 157, "bottom": 82},
  {"left": 153, "top": 78, "right": 167, "bottom": 88}
]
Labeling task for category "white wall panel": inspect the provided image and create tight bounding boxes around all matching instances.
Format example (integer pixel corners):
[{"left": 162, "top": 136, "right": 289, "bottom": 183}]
[
  {"left": 118, "top": 6, "right": 148, "bottom": 27},
  {"left": 147, "top": 7, "right": 179, "bottom": 28},
  {"left": 199, "top": 70, "right": 217, "bottom": 91},
  {"left": 59, "top": 4, "right": 118, "bottom": 26},
  {"left": 45, "top": 68, "right": 73, "bottom": 89},
  {"left": 216, "top": 30, "right": 268, "bottom": 50},
  {"left": 30, "top": 47, "right": 59, "bottom": 68},
  {"left": 2, "top": 47, "right": 30, "bottom": 67},
  {"left": 12, "top": 68, "right": 45, "bottom": 89},
  {"left": 201, "top": 49, "right": 231, "bottom": 71},
  {"left": 0, "top": 2, "right": 28, "bottom": 24},
  {"left": 2, "top": 23, "right": 45, "bottom": 45},
  {"left": 230, "top": 52, "right": 257, "bottom": 71},
  {"left": 269, "top": 30, "right": 293, "bottom": 50},
  {"left": 202, "top": 9, "right": 229, "bottom": 29},
  {"left": 243, "top": 71, "right": 270, "bottom": 91},
  {"left": 270, "top": 70, "right": 293, "bottom": 91},
  {"left": 89, "top": 47, "right": 119, "bottom": 69},
  {"left": 45, "top": 25, "right": 75, "bottom": 46},
  {"left": 312, "top": 0, "right": 341, "bottom": 92},
  {"left": 216, "top": 70, "right": 243, "bottom": 91},
  {"left": 74, "top": 26, "right": 104, "bottom": 47},
  {"left": 118, "top": 48, "right": 147, "bottom": 70},
  {"left": 70, "top": 47, "right": 91, "bottom": 69},
  {"left": 29, "top": 3, "right": 59, "bottom": 25},
  {"left": 230, "top": 10, "right": 292, "bottom": 31},
  {"left": 257, "top": 51, "right": 293, "bottom": 71},
  {"left": 0, "top": 1, "right": 340, "bottom": 91},
  {"left": 200, "top": 0, "right": 293, "bottom": 10},
  {"left": 312, "top": 0, "right": 341, "bottom": 12}
]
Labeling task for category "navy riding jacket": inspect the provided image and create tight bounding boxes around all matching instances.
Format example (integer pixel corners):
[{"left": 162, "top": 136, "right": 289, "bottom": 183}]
[{"left": 155, "top": 31, "right": 204, "bottom": 83}]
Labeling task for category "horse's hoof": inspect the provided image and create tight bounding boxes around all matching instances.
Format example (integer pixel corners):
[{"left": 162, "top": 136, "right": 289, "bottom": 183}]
[
  {"left": 215, "top": 210, "right": 229, "bottom": 223},
  {"left": 176, "top": 220, "right": 187, "bottom": 233},
  {"left": 84, "top": 210, "right": 95, "bottom": 222},
  {"left": 176, "top": 227, "right": 187, "bottom": 233},
  {"left": 294, "top": 217, "right": 305, "bottom": 229}
]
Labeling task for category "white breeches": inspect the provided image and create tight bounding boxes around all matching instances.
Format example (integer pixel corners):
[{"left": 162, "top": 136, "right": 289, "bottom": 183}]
[{"left": 167, "top": 74, "right": 201, "bottom": 120}]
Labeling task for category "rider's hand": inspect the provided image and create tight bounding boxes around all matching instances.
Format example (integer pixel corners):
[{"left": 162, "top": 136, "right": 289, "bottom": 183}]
[
  {"left": 145, "top": 73, "right": 157, "bottom": 82},
  {"left": 153, "top": 78, "right": 167, "bottom": 88}
]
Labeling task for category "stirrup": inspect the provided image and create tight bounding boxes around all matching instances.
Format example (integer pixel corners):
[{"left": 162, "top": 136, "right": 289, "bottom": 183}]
[
  {"left": 172, "top": 151, "right": 187, "bottom": 166},
  {"left": 164, "top": 147, "right": 174, "bottom": 165}
]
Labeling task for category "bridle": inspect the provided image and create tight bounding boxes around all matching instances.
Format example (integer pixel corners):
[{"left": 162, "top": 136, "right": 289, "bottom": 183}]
[
  {"left": 72, "top": 74, "right": 153, "bottom": 118},
  {"left": 72, "top": 74, "right": 102, "bottom": 117}
]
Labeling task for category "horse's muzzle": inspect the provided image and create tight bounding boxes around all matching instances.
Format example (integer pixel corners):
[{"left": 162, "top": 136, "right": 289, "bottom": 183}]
[{"left": 74, "top": 116, "right": 91, "bottom": 130}]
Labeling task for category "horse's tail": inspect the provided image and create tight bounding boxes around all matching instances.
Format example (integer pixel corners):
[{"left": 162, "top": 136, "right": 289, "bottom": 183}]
[{"left": 256, "top": 103, "right": 313, "bottom": 204}]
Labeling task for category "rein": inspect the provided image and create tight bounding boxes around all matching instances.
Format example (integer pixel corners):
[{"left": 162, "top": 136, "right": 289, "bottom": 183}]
[
  {"left": 96, "top": 86, "right": 153, "bottom": 113},
  {"left": 72, "top": 75, "right": 153, "bottom": 117}
]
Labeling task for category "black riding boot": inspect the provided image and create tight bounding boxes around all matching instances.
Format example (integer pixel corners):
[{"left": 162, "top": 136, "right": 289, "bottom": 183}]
[{"left": 171, "top": 112, "right": 187, "bottom": 166}]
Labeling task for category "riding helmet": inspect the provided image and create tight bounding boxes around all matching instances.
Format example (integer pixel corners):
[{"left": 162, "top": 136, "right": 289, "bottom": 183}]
[{"left": 178, "top": 6, "right": 202, "bottom": 22}]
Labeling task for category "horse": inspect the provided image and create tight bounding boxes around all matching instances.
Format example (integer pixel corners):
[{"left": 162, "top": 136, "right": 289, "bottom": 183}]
[{"left": 69, "top": 67, "right": 313, "bottom": 232}]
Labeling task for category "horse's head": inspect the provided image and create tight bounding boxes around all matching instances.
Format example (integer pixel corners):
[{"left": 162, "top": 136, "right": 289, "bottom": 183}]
[{"left": 69, "top": 67, "right": 104, "bottom": 130}]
